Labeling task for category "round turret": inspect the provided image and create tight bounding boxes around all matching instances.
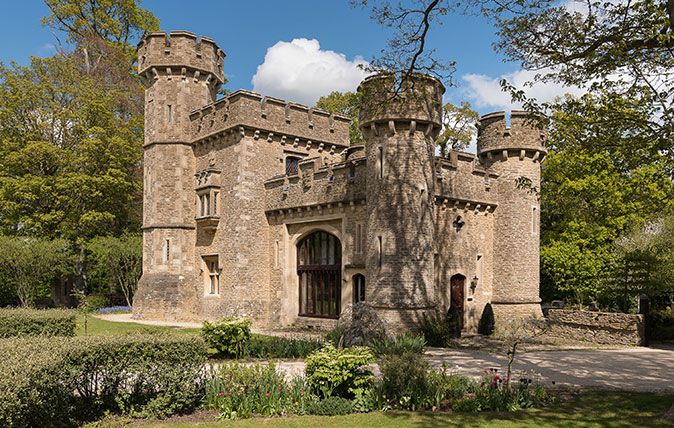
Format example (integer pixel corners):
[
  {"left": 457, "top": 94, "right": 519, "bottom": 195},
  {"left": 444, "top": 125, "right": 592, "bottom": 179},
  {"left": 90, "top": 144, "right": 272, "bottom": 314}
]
[
  {"left": 477, "top": 110, "right": 547, "bottom": 157},
  {"left": 476, "top": 110, "right": 548, "bottom": 323},
  {"left": 138, "top": 31, "right": 225, "bottom": 85},
  {"left": 358, "top": 73, "right": 444, "bottom": 128},
  {"left": 358, "top": 73, "right": 444, "bottom": 331}
]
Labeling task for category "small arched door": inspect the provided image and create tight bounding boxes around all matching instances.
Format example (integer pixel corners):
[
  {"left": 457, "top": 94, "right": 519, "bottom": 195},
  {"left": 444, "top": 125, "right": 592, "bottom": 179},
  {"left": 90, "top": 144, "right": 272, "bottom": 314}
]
[
  {"left": 450, "top": 274, "right": 465, "bottom": 329},
  {"left": 297, "top": 231, "right": 342, "bottom": 318}
]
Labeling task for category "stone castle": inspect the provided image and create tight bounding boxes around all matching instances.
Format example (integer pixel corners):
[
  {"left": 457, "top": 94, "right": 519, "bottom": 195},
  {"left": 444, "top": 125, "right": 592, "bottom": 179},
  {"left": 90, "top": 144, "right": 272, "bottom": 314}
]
[{"left": 133, "top": 31, "right": 547, "bottom": 333}]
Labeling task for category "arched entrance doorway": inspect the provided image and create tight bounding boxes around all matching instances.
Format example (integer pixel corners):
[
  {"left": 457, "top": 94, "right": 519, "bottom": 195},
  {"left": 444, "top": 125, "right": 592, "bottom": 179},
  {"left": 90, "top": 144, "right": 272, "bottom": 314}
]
[
  {"left": 450, "top": 274, "right": 465, "bottom": 329},
  {"left": 297, "top": 231, "right": 342, "bottom": 318}
]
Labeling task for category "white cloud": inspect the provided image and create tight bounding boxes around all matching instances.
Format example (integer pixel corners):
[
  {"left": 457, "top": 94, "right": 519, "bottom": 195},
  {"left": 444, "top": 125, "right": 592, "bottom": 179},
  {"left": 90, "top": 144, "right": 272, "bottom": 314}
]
[
  {"left": 252, "top": 38, "right": 369, "bottom": 106},
  {"left": 461, "top": 68, "right": 586, "bottom": 111}
]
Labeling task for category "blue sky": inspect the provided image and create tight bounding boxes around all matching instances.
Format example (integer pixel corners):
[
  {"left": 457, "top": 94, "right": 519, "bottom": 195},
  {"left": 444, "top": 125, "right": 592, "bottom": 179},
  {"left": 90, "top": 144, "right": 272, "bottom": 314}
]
[{"left": 0, "top": 1, "right": 577, "bottom": 115}]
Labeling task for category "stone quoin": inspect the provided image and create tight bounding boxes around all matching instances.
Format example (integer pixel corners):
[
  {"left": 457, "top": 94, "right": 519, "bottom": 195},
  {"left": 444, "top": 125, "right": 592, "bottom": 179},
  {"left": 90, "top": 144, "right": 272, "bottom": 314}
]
[{"left": 133, "top": 31, "right": 547, "bottom": 333}]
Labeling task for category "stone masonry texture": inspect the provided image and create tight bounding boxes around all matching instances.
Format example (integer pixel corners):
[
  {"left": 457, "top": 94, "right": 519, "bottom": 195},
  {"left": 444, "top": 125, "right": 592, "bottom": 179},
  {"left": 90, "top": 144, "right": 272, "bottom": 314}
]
[{"left": 133, "top": 32, "right": 547, "bottom": 333}]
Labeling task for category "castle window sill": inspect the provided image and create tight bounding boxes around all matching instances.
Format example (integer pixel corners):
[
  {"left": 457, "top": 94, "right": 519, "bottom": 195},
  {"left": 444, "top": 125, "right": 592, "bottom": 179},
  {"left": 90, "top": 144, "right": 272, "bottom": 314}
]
[{"left": 196, "top": 215, "right": 220, "bottom": 231}]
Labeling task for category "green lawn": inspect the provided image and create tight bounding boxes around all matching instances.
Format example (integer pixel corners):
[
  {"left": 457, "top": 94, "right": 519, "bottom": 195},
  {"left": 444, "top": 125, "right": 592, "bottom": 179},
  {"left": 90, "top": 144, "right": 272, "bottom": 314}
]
[
  {"left": 76, "top": 314, "right": 201, "bottom": 336},
  {"left": 141, "top": 392, "right": 673, "bottom": 428}
]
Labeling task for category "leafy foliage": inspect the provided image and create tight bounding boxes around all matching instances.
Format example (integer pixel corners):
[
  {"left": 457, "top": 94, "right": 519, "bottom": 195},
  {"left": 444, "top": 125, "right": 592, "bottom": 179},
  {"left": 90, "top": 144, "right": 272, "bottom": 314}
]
[
  {"left": 304, "top": 343, "right": 375, "bottom": 399},
  {"left": 201, "top": 318, "right": 252, "bottom": 358},
  {"left": 435, "top": 101, "right": 478, "bottom": 156},
  {"left": 0, "top": 236, "right": 72, "bottom": 306},
  {"left": 0, "top": 308, "right": 75, "bottom": 337},
  {"left": 306, "top": 396, "right": 354, "bottom": 416},
  {"left": 0, "top": 334, "right": 207, "bottom": 426},
  {"left": 369, "top": 333, "right": 426, "bottom": 356},
  {"left": 86, "top": 235, "right": 142, "bottom": 306},
  {"left": 244, "top": 334, "right": 323, "bottom": 359},
  {"left": 315, "top": 91, "right": 363, "bottom": 145},
  {"left": 378, "top": 352, "right": 471, "bottom": 410},
  {"left": 206, "top": 362, "right": 314, "bottom": 419}
]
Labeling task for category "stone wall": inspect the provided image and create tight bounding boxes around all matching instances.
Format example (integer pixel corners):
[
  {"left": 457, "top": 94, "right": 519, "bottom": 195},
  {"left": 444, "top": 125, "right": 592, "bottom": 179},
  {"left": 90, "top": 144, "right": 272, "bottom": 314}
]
[{"left": 546, "top": 309, "right": 646, "bottom": 346}]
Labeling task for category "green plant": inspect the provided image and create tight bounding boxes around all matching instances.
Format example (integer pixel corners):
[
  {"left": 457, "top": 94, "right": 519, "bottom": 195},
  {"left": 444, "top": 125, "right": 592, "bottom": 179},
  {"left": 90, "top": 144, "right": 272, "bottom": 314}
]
[
  {"left": 0, "top": 334, "right": 207, "bottom": 427},
  {"left": 465, "top": 369, "right": 552, "bottom": 412},
  {"left": 304, "top": 343, "right": 375, "bottom": 399},
  {"left": 205, "top": 362, "right": 315, "bottom": 419},
  {"left": 420, "top": 313, "right": 452, "bottom": 347},
  {"left": 0, "top": 308, "right": 75, "bottom": 337},
  {"left": 478, "top": 303, "right": 495, "bottom": 336},
  {"left": 369, "top": 333, "right": 425, "bottom": 356},
  {"left": 324, "top": 326, "right": 346, "bottom": 347},
  {"left": 379, "top": 352, "right": 431, "bottom": 410},
  {"left": 82, "top": 294, "right": 110, "bottom": 311},
  {"left": 446, "top": 306, "right": 462, "bottom": 339},
  {"left": 305, "top": 396, "right": 354, "bottom": 416},
  {"left": 244, "top": 334, "right": 323, "bottom": 359},
  {"left": 202, "top": 318, "right": 251, "bottom": 357}
]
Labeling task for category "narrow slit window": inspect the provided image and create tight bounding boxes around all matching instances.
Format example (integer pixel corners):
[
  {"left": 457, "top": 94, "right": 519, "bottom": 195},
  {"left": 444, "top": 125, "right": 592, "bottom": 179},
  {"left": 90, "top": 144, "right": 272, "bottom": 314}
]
[
  {"left": 377, "top": 236, "right": 383, "bottom": 267},
  {"left": 164, "top": 239, "right": 170, "bottom": 263},
  {"left": 212, "top": 191, "right": 219, "bottom": 214},
  {"left": 476, "top": 254, "right": 483, "bottom": 280},
  {"left": 204, "top": 194, "right": 211, "bottom": 216},
  {"left": 167, "top": 104, "right": 172, "bottom": 123},
  {"left": 274, "top": 240, "right": 280, "bottom": 268},
  {"left": 378, "top": 147, "right": 384, "bottom": 178},
  {"left": 532, "top": 206, "right": 538, "bottom": 235}
]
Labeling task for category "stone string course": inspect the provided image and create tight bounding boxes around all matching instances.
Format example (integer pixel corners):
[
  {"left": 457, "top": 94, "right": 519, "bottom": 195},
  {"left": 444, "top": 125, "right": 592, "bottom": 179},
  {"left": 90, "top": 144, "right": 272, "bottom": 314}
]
[{"left": 545, "top": 309, "right": 646, "bottom": 346}]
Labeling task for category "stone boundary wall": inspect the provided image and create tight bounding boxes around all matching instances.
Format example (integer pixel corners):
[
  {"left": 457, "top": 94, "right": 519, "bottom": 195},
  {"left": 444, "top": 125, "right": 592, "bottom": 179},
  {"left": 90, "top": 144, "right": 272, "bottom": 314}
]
[{"left": 545, "top": 309, "right": 645, "bottom": 346}]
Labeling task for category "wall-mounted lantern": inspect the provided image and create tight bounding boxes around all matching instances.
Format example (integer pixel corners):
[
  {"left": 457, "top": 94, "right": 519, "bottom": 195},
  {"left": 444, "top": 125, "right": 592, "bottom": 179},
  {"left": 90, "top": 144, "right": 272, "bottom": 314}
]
[{"left": 470, "top": 275, "right": 479, "bottom": 293}]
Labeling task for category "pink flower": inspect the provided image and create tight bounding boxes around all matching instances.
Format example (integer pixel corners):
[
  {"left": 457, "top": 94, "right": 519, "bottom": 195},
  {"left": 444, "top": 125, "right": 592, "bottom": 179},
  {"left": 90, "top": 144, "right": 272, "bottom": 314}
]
[
  {"left": 264, "top": 391, "right": 270, "bottom": 397},
  {"left": 218, "top": 391, "right": 225, "bottom": 397}
]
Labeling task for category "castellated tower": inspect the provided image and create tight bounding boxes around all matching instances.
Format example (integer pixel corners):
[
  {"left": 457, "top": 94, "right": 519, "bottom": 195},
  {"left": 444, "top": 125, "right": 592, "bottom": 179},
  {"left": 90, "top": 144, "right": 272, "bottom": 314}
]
[
  {"left": 134, "top": 31, "right": 225, "bottom": 320},
  {"left": 358, "top": 74, "right": 444, "bottom": 330},
  {"left": 477, "top": 111, "right": 547, "bottom": 322}
]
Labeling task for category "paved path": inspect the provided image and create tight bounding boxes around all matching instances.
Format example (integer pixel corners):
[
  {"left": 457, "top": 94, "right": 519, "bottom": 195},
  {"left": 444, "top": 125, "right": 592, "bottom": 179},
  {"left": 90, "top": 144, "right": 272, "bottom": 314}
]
[
  {"left": 423, "top": 346, "right": 674, "bottom": 392},
  {"left": 97, "top": 314, "right": 673, "bottom": 392}
]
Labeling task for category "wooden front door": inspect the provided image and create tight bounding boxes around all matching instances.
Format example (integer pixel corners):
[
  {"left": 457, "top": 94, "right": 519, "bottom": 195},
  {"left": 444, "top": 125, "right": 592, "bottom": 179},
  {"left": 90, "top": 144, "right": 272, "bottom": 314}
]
[{"left": 450, "top": 274, "right": 465, "bottom": 329}]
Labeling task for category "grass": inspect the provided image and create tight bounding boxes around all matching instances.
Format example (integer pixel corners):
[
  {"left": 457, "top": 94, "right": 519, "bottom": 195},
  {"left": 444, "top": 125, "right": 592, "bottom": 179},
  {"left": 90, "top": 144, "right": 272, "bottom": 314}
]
[
  {"left": 76, "top": 314, "right": 201, "bottom": 336},
  {"left": 134, "top": 391, "right": 673, "bottom": 427}
]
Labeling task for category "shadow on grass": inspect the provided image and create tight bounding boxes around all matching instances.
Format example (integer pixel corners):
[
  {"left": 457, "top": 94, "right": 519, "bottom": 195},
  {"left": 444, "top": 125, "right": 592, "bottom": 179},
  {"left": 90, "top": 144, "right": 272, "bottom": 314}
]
[{"left": 385, "top": 391, "right": 674, "bottom": 428}]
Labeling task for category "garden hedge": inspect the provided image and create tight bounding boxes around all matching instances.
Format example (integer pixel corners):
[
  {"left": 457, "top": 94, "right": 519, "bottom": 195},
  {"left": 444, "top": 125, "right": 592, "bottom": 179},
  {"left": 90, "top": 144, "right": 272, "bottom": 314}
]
[
  {"left": 0, "top": 334, "right": 207, "bottom": 427},
  {"left": 0, "top": 308, "right": 76, "bottom": 337}
]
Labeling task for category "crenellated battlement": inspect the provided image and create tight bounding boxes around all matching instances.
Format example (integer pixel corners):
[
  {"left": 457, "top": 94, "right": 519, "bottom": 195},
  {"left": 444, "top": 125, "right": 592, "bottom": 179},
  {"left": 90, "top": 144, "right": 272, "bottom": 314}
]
[
  {"left": 189, "top": 89, "right": 351, "bottom": 147},
  {"left": 137, "top": 31, "right": 225, "bottom": 84},
  {"left": 476, "top": 110, "right": 547, "bottom": 158},
  {"left": 358, "top": 73, "right": 444, "bottom": 134}
]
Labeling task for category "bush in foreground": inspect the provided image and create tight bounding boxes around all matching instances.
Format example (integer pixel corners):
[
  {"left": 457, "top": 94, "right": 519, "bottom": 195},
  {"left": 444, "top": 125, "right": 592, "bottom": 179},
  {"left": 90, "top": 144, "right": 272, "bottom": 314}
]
[
  {"left": 0, "top": 334, "right": 207, "bottom": 427},
  {"left": 245, "top": 334, "right": 323, "bottom": 359},
  {"left": 305, "top": 343, "right": 375, "bottom": 399},
  {"left": 206, "top": 362, "right": 314, "bottom": 419},
  {"left": 0, "top": 308, "right": 75, "bottom": 337}
]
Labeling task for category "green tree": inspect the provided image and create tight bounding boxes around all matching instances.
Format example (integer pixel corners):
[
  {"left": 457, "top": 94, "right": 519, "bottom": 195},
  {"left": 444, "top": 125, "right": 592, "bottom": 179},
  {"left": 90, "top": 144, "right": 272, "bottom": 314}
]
[
  {"left": 315, "top": 91, "right": 364, "bottom": 145},
  {"left": 539, "top": 91, "right": 674, "bottom": 305},
  {"left": 0, "top": 236, "right": 72, "bottom": 306},
  {"left": 435, "top": 101, "right": 478, "bottom": 156},
  {"left": 87, "top": 235, "right": 142, "bottom": 306}
]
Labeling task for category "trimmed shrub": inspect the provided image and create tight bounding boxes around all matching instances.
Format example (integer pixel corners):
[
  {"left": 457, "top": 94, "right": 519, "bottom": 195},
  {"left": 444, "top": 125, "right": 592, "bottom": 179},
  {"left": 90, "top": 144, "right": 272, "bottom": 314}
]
[
  {"left": 83, "top": 294, "right": 110, "bottom": 311},
  {"left": 201, "top": 318, "right": 251, "bottom": 357},
  {"left": 648, "top": 310, "right": 674, "bottom": 341},
  {"left": 446, "top": 306, "right": 462, "bottom": 339},
  {"left": 245, "top": 334, "right": 323, "bottom": 359},
  {"left": 0, "top": 308, "right": 75, "bottom": 337},
  {"left": 0, "top": 334, "right": 207, "bottom": 427},
  {"left": 478, "top": 303, "right": 495, "bottom": 336},
  {"left": 370, "top": 333, "right": 426, "bottom": 356},
  {"left": 205, "top": 362, "right": 314, "bottom": 419},
  {"left": 305, "top": 343, "right": 375, "bottom": 399},
  {"left": 306, "top": 396, "right": 354, "bottom": 416}
]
